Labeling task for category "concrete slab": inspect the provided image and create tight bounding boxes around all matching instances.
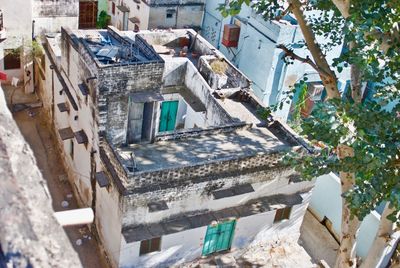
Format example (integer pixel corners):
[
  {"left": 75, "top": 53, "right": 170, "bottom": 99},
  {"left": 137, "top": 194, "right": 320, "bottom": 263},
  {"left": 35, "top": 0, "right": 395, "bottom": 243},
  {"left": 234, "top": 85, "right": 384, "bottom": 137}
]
[
  {"left": 117, "top": 127, "right": 286, "bottom": 172},
  {"left": 299, "top": 210, "right": 339, "bottom": 267}
]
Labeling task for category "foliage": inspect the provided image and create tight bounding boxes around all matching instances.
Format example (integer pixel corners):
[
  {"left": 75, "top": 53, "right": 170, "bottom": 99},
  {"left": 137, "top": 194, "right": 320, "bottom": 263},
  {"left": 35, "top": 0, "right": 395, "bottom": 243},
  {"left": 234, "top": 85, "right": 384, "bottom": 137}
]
[
  {"left": 9, "top": 40, "right": 44, "bottom": 62},
  {"left": 220, "top": 0, "right": 400, "bottom": 226},
  {"left": 97, "top": 11, "right": 111, "bottom": 29}
]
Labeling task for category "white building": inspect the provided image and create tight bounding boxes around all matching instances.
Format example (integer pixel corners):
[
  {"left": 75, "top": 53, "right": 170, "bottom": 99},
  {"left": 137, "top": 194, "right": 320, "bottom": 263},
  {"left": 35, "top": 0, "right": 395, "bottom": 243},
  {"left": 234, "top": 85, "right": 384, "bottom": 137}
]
[
  {"left": 0, "top": 0, "right": 79, "bottom": 92},
  {"left": 108, "top": 0, "right": 205, "bottom": 31},
  {"left": 39, "top": 25, "right": 314, "bottom": 267},
  {"left": 201, "top": 0, "right": 350, "bottom": 121}
]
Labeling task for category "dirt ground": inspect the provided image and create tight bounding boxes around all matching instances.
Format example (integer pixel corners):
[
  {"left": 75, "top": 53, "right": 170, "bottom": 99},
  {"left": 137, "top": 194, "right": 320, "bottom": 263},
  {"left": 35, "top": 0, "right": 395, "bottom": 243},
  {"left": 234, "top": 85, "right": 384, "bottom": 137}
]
[{"left": 4, "top": 86, "right": 108, "bottom": 268}]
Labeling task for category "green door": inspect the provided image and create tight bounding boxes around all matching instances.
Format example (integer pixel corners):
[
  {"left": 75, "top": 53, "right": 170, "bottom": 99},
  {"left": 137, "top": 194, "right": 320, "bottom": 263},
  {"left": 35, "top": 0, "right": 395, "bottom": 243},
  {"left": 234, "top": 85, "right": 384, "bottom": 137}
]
[
  {"left": 202, "top": 220, "right": 236, "bottom": 256},
  {"left": 159, "top": 101, "right": 179, "bottom": 132}
]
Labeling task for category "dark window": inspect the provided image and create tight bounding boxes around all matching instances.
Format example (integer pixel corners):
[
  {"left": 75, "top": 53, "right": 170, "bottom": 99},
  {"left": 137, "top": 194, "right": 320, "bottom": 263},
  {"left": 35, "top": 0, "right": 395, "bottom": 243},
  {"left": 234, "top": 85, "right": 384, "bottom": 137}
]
[
  {"left": 4, "top": 49, "right": 21, "bottom": 70},
  {"left": 112, "top": 2, "right": 116, "bottom": 15},
  {"left": 273, "top": 207, "right": 292, "bottom": 223},
  {"left": 70, "top": 139, "right": 74, "bottom": 160},
  {"left": 139, "top": 237, "right": 161, "bottom": 255},
  {"left": 166, "top": 12, "right": 174, "bottom": 19}
]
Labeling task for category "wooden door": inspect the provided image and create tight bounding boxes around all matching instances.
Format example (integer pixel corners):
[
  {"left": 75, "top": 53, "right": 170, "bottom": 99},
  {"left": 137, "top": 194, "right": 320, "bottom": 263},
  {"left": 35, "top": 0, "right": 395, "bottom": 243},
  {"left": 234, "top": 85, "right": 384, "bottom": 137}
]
[
  {"left": 79, "top": 1, "right": 98, "bottom": 29},
  {"left": 159, "top": 101, "right": 178, "bottom": 132}
]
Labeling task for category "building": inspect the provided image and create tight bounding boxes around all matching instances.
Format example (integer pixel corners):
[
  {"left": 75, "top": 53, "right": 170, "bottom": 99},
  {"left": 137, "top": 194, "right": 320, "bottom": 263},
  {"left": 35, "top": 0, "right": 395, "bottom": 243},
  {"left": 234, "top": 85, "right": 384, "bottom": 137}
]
[
  {"left": 39, "top": 25, "right": 314, "bottom": 267},
  {"left": 0, "top": 0, "right": 79, "bottom": 92},
  {"left": 108, "top": 0, "right": 205, "bottom": 31},
  {"left": 202, "top": 3, "right": 395, "bottom": 263},
  {"left": 201, "top": 0, "right": 349, "bottom": 121}
]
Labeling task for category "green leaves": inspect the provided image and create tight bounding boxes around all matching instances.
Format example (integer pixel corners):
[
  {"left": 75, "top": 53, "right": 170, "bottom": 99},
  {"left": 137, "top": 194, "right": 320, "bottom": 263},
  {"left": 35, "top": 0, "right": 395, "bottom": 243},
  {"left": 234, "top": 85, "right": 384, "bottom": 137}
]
[{"left": 221, "top": 0, "right": 400, "bottom": 224}]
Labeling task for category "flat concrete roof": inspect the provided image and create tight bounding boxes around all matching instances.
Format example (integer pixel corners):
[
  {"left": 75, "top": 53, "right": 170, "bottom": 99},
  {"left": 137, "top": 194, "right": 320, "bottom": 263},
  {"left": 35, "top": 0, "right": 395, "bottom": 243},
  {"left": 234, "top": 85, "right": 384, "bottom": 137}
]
[{"left": 116, "top": 126, "right": 288, "bottom": 173}]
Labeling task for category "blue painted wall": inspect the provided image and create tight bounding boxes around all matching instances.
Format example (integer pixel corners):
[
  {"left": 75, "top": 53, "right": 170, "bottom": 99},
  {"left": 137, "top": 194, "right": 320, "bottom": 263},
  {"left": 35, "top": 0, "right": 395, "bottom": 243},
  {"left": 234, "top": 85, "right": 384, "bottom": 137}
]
[{"left": 202, "top": 1, "right": 350, "bottom": 121}]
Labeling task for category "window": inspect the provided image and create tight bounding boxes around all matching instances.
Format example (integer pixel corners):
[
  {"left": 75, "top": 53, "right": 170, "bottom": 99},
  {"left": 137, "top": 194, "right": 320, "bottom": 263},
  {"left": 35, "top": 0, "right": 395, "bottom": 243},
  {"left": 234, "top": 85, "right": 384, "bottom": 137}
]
[
  {"left": 166, "top": 10, "right": 174, "bottom": 19},
  {"left": 139, "top": 237, "right": 161, "bottom": 255},
  {"left": 4, "top": 49, "right": 21, "bottom": 70},
  {"left": 137, "top": 4, "right": 140, "bottom": 10},
  {"left": 273, "top": 206, "right": 292, "bottom": 223},
  {"left": 70, "top": 139, "right": 74, "bottom": 160},
  {"left": 112, "top": 2, "right": 115, "bottom": 15}
]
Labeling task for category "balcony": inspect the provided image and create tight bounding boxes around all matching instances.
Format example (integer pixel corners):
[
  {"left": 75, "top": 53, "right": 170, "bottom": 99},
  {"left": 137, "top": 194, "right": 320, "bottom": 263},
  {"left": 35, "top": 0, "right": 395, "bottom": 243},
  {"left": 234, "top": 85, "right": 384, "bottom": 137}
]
[{"left": 0, "top": 10, "right": 6, "bottom": 42}]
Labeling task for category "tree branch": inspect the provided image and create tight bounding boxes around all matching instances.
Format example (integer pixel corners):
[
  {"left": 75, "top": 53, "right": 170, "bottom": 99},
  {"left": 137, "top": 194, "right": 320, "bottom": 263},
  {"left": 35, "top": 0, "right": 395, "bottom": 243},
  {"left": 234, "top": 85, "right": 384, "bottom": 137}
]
[
  {"left": 275, "top": 5, "right": 292, "bottom": 21},
  {"left": 277, "top": 44, "right": 331, "bottom": 78},
  {"left": 331, "top": 0, "right": 350, "bottom": 18},
  {"left": 288, "top": 0, "right": 341, "bottom": 99}
]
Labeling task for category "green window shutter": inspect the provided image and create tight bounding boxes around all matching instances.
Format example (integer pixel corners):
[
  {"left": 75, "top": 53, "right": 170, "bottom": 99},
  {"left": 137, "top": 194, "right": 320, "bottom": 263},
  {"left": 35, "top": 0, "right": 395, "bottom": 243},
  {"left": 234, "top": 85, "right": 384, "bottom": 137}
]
[
  {"left": 202, "top": 220, "right": 236, "bottom": 256},
  {"left": 202, "top": 224, "right": 218, "bottom": 255}
]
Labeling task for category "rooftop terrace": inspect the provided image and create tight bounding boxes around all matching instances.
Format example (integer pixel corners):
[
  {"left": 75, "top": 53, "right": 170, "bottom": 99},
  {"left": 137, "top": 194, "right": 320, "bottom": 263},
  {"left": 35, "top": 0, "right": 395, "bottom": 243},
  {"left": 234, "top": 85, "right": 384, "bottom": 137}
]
[{"left": 117, "top": 126, "right": 287, "bottom": 173}]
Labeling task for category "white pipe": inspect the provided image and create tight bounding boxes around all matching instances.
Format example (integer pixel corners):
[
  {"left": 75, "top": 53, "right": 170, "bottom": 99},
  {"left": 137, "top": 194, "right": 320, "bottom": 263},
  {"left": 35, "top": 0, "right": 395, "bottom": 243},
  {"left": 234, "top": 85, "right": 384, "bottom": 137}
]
[{"left": 54, "top": 208, "right": 94, "bottom": 227}]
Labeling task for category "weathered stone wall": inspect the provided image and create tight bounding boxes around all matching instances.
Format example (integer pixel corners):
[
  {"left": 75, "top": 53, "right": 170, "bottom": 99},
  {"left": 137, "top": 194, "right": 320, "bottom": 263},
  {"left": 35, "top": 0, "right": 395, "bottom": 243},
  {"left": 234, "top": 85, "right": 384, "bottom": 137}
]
[
  {"left": 148, "top": 0, "right": 205, "bottom": 5},
  {"left": 33, "top": 0, "right": 79, "bottom": 17},
  {"left": 33, "top": 0, "right": 79, "bottom": 34},
  {"left": 198, "top": 56, "right": 252, "bottom": 90},
  {"left": 100, "top": 138, "right": 129, "bottom": 194},
  {"left": 126, "top": 151, "right": 284, "bottom": 192},
  {"left": 107, "top": 26, "right": 162, "bottom": 62},
  {"left": 97, "top": 61, "right": 164, "bottom": 145},
  {"left": 184, "top": 61, "right": 233, "bottom": 126},
  {"left": 121, "top": 164, "right": 312, "bottom": 227},
  {"left": 148, "top": 5, "right": 205, "bottom": 29}
]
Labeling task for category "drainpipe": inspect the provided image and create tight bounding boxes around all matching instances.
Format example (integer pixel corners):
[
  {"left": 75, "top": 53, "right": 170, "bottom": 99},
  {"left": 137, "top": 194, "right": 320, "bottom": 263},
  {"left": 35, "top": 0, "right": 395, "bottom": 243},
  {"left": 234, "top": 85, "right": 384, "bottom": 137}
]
[
  {"left": 175, "top": 6, "right": 179, "bottom": 28},
  {"left": 31, "top": 20, "right": 36, "bottom": 93}
]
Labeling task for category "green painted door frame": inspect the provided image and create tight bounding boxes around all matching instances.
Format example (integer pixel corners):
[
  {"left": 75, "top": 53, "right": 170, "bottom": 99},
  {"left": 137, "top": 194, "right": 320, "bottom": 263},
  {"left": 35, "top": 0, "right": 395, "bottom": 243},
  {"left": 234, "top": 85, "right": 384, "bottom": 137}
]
[
  {"left": 159, "top": 100, "right": 178, "bottom": 132},
  {"left": 202, "top": 220, "right": 236, "bottom": 256}
]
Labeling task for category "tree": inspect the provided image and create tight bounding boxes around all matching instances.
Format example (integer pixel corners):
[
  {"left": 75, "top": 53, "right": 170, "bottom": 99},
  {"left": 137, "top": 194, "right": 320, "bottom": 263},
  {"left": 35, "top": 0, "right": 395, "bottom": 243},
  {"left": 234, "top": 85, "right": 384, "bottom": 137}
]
[
  {"left": 220, "top": 1, "right": 400, "bottom": 267},
  {"left": 97, "top": 11, "right": 111, "bottom": 29}
]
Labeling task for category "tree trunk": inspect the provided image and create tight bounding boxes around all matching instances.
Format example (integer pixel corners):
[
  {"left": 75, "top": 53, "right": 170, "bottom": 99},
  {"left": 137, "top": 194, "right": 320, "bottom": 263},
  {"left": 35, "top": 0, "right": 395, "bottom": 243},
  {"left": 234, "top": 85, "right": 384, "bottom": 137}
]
[
  {"left": 334, "top": 171, "right": 360, "bottom": 268},
  {"left": 284, "top": 2, "right": 364, "bottom": 267},
  {"left": 334, "top": 145, "right": 361, "bottom": 268},
  {"left": 289, "top": 0, "right": 341, "bottom": 99},
  {"left": 360, "top": 203, "right": 395, "bottom": 268}
]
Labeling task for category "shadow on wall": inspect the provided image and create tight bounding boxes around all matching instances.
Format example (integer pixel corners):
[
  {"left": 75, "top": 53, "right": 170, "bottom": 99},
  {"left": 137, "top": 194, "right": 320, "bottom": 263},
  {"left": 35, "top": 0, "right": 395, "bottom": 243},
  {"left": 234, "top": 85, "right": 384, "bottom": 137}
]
[
  {"left": 133, "top": 245, "right": 202, "bottom": 268},
  {"left": 252, "top": 192, "right": 312, "bottom": 244}
]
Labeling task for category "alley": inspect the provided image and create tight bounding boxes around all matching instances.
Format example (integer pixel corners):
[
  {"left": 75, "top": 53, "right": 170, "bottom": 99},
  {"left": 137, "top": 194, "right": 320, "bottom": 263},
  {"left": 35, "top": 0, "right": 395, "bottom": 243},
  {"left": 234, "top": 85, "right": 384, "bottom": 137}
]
[{"left": 3, "top": 86, "right": 108, "bottom": 268}]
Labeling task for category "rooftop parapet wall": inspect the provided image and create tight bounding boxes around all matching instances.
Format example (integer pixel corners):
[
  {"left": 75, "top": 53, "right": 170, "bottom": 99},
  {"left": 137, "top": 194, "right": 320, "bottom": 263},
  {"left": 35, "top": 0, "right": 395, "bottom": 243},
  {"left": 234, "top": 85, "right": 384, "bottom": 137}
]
[
  {"left": 106, "top": 26, "right": 163, "bottom": 63},
  {"left": 184, "top": 61, "right": 234, "bottom": 125},
  {"left": 125, "top": 148, "right": 286, "bottom": 193},
  {"left": 199, "top": 56, "right": 252, "bottom": 90},
  {"left": 147, "top": 0, "right": 205, "bottom": 6}
]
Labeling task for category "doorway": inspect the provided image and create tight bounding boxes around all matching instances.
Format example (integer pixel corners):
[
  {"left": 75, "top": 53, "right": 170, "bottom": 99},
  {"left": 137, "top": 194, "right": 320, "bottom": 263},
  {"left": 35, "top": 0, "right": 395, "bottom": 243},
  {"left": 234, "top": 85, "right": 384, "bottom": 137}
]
[
  {"left": 159, "top": 100, "right": 178, "bottom": 132},
  {"left": 79, "top": 1, "right": 98, "bottom": 29},
  {"left": 202, "top": 220, "right": 236, "bottom": 256}
]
